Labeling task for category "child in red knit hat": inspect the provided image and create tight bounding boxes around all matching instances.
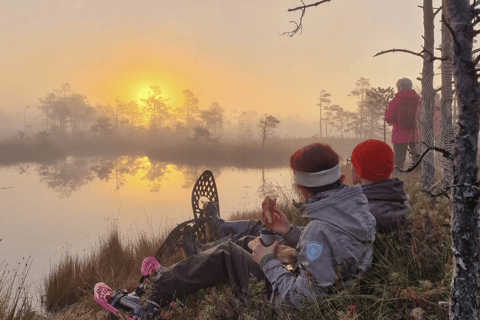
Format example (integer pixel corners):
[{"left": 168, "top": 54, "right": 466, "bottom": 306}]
[{"left": 351, "top": 139, "right": 411, "bottom": 234}]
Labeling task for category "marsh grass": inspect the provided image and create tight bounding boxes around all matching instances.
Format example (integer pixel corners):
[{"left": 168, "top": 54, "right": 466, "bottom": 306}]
[
  {"left": 0, "top": 257, "right": 36, "bottom": 320},
  {"left": 3, "top": 172, "right": 467, "bottom": 319}
]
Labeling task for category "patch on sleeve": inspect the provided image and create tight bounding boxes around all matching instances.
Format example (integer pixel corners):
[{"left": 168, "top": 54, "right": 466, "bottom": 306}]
[{"left": 306, "top": 242, "right": 323, "bottom": 262}]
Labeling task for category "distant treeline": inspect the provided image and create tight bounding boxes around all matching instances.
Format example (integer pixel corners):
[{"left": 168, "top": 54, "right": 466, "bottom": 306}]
[
  {"left": 33, "top": 83, "right": 285, "bottom": 142},
  {"left": 0, "top": 135, "right": 363, "bottom": 168},
  {"left": 17, "top": 79, "right": 398, "bottom": 146},
  {"left": 148, "top": 137, "right": 363, "bottom": 169}
]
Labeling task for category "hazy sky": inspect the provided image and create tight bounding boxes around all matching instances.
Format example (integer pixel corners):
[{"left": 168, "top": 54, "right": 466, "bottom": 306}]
[{"left": 1, "top": 0, "right": 439, "bottom": 119}]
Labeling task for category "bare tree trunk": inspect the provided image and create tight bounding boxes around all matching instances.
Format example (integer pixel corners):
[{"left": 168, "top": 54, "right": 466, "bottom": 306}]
[
  {"left": 445, "top": 1, "right": 480, "bottom": 319},
  {"left": 360, "top": 94, "right": 364, "bottom": 139},
  {"left": 421, "top": 0, "right": 436, "bottom": 193},
  {"left": 440, "top": 3, "right": 454, "bottom": 196},
  {"left": 319, "top": 101, "right": 322, "bottom": 138}
]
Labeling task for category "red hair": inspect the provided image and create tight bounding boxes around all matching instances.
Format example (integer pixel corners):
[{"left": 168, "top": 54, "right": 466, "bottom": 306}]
[{"left": 290, "top": 143, "right": 345, "bottom": 194}]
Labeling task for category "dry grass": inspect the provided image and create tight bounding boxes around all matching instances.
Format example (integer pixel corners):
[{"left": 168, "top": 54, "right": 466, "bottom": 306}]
[
  {"left": 0, "top": 257, "right": 36, "bottom": 320},
  {"left": 42, "top": 218, "right": 169, "bottom": 315}
]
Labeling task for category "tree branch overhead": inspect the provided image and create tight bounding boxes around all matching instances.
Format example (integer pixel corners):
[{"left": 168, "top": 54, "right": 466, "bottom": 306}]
[
  {"left": 374, "top": 48, "right": 447, "bottom": 62},
  {"left": 280, "top": 0, "right": 332, "bottom": 37}
]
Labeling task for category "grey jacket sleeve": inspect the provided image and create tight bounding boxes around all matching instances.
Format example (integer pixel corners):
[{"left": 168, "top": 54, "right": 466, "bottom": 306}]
[
  {"left": 282, "top": 225, "right": 303, "bottom": 248},
  {"left": 262, "top": 259, "right": 309, "bottom": 309},
  {"left": 262, "top": 223, "right": 336, "bottom": 308}
]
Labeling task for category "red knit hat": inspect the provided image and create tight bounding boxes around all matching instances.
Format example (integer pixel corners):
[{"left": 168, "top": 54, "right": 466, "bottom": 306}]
[{"left": 351, "top": 139, "right": 394, "bottom": 182}]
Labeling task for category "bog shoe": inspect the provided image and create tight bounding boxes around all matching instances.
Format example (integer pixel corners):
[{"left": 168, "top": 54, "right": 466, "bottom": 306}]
[
  {"left": 94, "top": 283, "right": 160, "bottom": 319},
  {"left": 141, "top": 257, "right": 162, "bottom": 278}
]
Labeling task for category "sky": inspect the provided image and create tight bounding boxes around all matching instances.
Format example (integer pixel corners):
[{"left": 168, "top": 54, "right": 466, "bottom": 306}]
[{"left": 0, "top": 0, "right": 440, "bottom": 123}]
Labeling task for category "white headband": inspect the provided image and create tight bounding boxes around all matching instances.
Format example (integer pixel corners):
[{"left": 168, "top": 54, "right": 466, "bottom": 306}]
[{"left": 293, "top": 164, "right": 341, "bottom": 187}]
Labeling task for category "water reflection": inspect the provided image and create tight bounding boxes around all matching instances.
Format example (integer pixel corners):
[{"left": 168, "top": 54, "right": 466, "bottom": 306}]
[
  {"left": 141, "top": 161, "right": 170, "bottom": 193},
  {"left": 7, "top": 156, "right": 222, "bottom": 198},
  {"left": 6, "top": 155, "right": 352, "bottom": 199},
  {"left": 37, "top": 157, "right": 95, "bottom": 198}
]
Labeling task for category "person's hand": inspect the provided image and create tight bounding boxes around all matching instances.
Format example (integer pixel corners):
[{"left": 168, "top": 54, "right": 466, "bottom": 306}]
[
  {"left": 248, "top": 236, "right": 279, "bottom": 264},
  {"left": 262, "top": 207, "right": 291, "bottom": 235}
]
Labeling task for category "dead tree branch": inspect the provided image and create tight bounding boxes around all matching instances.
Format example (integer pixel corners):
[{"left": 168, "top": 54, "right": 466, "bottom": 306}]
[
  {"left": 280, "top": 0, "right": 331, "bottom": 37},
  {"left": 288, "top": 0, "right": 331, "bottom": 12},
  {"left": 474, "top": 55, "right": 480, "bottom": 66},
  {"left": 374, "top": 48, "right": 425, "bottom": 58},
  {"left": 374, "top": 48, "right": 446, "bottom": 62}
]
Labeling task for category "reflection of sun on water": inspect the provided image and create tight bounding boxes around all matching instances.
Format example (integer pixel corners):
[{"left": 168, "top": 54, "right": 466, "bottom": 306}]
[{"left": 113, "top": 159, "right": 187, "bottom": 202}]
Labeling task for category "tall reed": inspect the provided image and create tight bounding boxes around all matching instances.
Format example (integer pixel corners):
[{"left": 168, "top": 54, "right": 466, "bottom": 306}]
[{"left": 0, "top": 257, "right": 36, "bottom": 320}]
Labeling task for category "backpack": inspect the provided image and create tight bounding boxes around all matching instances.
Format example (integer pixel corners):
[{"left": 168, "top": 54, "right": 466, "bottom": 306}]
[{"left": 397, "top": 93, "right": 419, "bottom": 130}]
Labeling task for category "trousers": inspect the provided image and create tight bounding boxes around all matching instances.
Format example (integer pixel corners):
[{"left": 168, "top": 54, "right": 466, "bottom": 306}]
[
  {"left": 152, "top": 237, "right": 265, "bottom": 306},
  {"left": 393, "top": 142, "right": 419, "bottom": 170}
]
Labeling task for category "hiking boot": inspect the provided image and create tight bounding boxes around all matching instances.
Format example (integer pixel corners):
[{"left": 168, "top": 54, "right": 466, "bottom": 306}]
[
  {"left": 204, "top": 202, "right": 222, "bottom": 238},
  {"left": 116, "top": 290, "right": 160, "bottom": 319},
  {"left": 94, "top": 283, "right": 159, "bottom": 320},
  {"left": 181, "top": 225, "right": 199, "bottom": 258}
]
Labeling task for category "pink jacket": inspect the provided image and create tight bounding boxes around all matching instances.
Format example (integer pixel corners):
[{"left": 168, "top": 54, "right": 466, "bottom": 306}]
[{"left": 385, "top": 90, "right": 421, "bottom": 144}]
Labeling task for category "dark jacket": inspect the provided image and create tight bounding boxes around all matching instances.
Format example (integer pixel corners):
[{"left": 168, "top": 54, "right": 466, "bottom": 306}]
[{"left": 361, "top": 178, "right": 411, "bottom": 234}]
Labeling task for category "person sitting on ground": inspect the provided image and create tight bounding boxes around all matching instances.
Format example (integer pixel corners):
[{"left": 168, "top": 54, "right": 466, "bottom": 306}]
[
  {"left": 103, "top": 143, "right": 376, "bottom": 313},
  {"left": 249, "top": 143, "right": 376, "bottom": 307},
  {"left": 350, "top": 139, "right": 412, "bottom": 234},
  {"left": 197, "top": 139, "right": 409, "bottom": 253}
]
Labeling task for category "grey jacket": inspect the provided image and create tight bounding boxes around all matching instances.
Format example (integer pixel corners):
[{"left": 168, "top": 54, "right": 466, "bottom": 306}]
[
  {"left": 261, "top": 185, "right": 376, "bottom": 308},
  {"left": 361, "top": 178, "right": 411, "bottom": 234}
]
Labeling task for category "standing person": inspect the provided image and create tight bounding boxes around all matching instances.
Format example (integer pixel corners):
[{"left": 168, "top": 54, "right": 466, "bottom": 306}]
[
  {"left": 385, "top": 77, "right": 421, "bottom": 172},
  {"left": 95, "top": 143, "right": 376, "bottom": 317}
]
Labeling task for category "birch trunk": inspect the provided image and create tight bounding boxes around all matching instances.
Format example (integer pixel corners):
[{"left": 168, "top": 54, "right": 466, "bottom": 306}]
[{"left": 445, "top": 0, "right": 480, "bottom": 318}]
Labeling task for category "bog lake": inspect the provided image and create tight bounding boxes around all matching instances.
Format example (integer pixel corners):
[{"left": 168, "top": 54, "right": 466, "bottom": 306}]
[{"left": 0, "top": 154, "right": 295, "bottom": 303}]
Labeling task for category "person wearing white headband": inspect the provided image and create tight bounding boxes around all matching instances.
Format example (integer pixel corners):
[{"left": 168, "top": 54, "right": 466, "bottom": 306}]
[
  {"left": 248, "top": 142, "right": 376, "bottom": 308},
  {"left": 293, "top": 163, "right": 341, "bottom": 188}
]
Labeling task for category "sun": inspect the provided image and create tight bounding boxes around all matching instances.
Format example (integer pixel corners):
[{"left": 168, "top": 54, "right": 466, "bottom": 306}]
[
  {"left": 108, "top": 69, "right": 187, "bottom": 112},
  {"left": 135, "top": 83, "right": 156, "bottom": 102},
  {"left": 128, "top": 79, "right": 184, "bottom": 109}
]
